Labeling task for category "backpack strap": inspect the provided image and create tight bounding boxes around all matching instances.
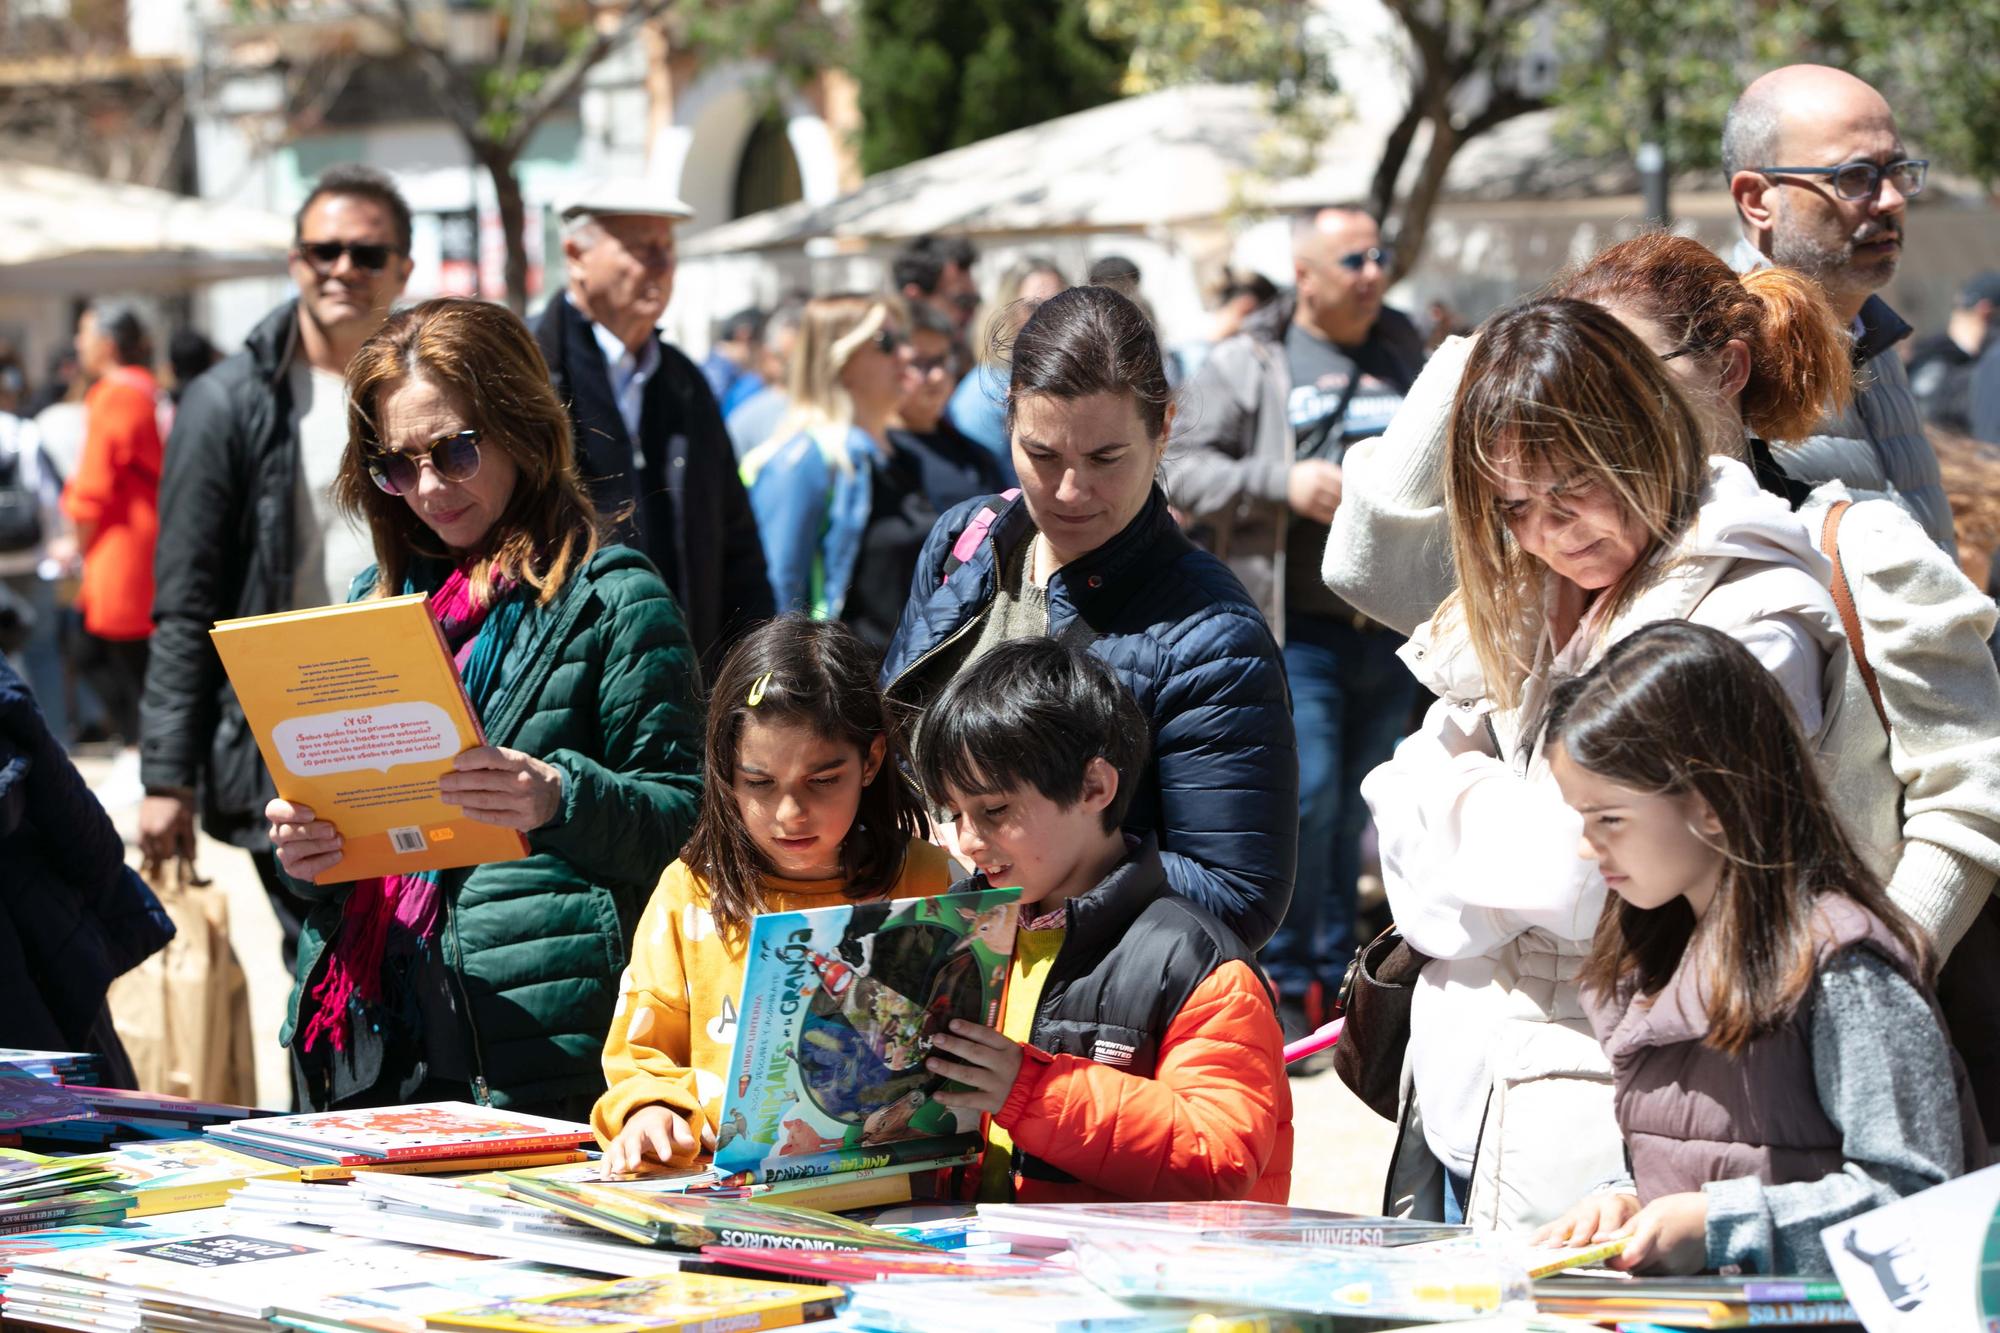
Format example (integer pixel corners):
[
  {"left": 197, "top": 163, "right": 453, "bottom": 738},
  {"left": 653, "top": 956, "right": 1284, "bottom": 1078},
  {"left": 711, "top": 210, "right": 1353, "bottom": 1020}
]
[
  {"left": 940, "top": 489, "right": 1021, "bottom": 585},
  {"left": 1821, "top": 499, "right": 1889, "bottom": 734}
]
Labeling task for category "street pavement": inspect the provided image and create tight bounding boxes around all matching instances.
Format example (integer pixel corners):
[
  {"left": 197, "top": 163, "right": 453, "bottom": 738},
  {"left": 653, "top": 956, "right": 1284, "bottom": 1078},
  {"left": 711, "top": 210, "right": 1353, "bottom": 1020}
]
[{"left": 75, "top": 751, "right": 1397, "bottom": 1212}]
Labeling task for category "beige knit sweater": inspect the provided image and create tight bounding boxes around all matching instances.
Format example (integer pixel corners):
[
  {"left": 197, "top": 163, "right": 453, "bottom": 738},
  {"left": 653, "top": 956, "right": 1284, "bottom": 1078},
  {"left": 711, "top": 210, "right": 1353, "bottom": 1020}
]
[{"left": 1322, "top": 336, "right": 2000, "bottom": 954}]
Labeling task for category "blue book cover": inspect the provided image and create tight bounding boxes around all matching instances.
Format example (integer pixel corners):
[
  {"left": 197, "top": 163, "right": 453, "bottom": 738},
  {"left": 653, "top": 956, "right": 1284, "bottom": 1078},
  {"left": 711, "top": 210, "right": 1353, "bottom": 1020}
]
[{"left": 711, "top": 887, "right": 1021, "bottom": 1182}]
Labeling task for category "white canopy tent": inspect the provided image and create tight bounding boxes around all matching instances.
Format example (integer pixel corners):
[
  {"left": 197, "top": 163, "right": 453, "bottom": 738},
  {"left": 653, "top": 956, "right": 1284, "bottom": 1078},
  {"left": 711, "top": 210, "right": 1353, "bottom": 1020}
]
[{"left": 0, "top": 160, "right": 293, "bottom": 295}]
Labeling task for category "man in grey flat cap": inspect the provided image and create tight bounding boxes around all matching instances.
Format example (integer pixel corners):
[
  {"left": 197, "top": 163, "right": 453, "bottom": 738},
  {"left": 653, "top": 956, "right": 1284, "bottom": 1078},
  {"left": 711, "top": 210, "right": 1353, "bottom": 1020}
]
[{"left": 535, "top": 179, "right": 772, "bottom": 662}]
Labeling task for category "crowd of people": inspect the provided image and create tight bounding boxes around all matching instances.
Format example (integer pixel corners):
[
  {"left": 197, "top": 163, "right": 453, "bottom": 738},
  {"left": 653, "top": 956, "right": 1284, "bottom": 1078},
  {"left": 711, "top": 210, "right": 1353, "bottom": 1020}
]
[{"left": 4, "top": 60, "right": 1998, "bottom": 1278}]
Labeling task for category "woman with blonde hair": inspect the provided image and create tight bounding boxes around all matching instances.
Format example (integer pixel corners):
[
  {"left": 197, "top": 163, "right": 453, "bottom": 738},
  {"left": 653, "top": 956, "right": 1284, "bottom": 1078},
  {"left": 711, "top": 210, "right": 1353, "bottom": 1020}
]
[
  {"left": 1359, "top": 295, "right": 1870, "bottom": 1231},
  {"left": 741, "top": 293, "right": 908, "bottom": 619},
  {"left": 948, "top": 259, "right": 1068, "bottom": 480},
  {"left": 264, "top": 297, "right": 703, "bottom": 1116}
]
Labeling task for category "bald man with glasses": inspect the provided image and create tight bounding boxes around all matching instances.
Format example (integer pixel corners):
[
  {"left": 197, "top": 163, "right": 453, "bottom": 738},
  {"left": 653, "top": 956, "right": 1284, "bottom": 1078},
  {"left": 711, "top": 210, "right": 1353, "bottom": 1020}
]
[{"left": 1724, "top": 64, "right": 1955, "bottom": 553}]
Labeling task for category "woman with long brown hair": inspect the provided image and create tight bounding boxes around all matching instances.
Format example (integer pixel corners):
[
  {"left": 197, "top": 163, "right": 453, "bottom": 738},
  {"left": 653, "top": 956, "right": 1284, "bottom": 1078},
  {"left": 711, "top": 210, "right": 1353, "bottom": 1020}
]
[
  {"left": 264, "top": 297, "right": 703, "bottom": 1116},
  {"left": 1361, "top": 297, "right": 1859, "bottom": 1230}
]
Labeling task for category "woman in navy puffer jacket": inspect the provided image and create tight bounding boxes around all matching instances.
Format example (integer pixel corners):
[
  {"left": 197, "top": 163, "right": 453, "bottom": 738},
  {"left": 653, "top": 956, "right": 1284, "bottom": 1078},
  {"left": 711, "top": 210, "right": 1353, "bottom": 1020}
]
[{"left": 880, "top": 286, "right": 1296, "bottom": 950}]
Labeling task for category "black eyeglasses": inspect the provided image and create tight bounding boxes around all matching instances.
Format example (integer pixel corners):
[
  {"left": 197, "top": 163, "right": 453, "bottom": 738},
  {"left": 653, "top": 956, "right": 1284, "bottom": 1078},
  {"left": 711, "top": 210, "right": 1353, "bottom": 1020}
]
[
  {"left": 296, "top": 240, "right": 401, "bottom": 272},
  {"left": 907, "top": 354, "right": 951, "bottom": 375},
  {"left": 364, "top": 429, "right": 482, "bottom": 495},
  {"left": 1753, "top": 159, "right": 1927, "bottom": 201},
  {"left": 1337, "top": 246, "right": 1395, "bottom": 273},
  {"left": 871, "top": 329, "right": 905, "bottom": 356},
  {"left": 949, "top": 291, "right": 981, "bottom": 313}
]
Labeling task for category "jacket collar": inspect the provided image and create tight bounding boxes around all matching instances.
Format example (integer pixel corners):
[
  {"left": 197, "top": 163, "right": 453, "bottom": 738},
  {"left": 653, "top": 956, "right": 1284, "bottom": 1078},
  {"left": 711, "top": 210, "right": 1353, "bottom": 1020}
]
[
  {"left": 1051, "top": 834, "right": 1168, "bottom": 959},
  {"left": 1010, "top": 485, "right": 1192, "bottom": 629},
  {"left": 245, "top": 299, "right": 302, "bottom": 391},
  {"left": 1853, "top": 295, "right": 1912, "bottom": 365}
]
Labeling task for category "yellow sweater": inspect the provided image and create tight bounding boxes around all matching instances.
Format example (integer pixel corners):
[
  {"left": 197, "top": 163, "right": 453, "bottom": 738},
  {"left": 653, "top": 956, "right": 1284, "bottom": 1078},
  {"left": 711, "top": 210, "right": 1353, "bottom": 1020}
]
[{"left": 592, "top": 838, "right": 952, "bottom": 1152}]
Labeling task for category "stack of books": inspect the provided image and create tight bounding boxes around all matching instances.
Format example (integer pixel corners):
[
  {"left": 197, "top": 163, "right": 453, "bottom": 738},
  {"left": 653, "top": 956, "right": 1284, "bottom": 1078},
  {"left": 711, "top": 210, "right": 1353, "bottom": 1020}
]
[
  {"left": 421, "top": 1270, "right": 846, "bottom": 1332},
  {"left": 499, "top": 1174, "right": 938, "bottom": 1256},
  {"left": 974, "top": 1200, "right": 1472, "bottom": 1255},
  {"left": 10, "top": 1085, "right": 265, "bottom": 1152},
  {"left": 2, "top": 1220, "right": 592, "bottom": 1332},
  {"left": 226, "top": 1174, "right": 686, "bottom": 1279},
  {"left": 1532, "top": 1273, "right": 1858, "bottom": 1327},
  {"left": 201, "top": 1102, "right": 594, "bottom": 1181},
  {"left": 0, "top": 1064, "right": 99, "bottom": 1140},
  {"left": 0, "top": 1148, "right": 132, "bottom": 1236},
  {"left": 0, "top": 1049, "right": 104, "bottom": 1087},
  {"left": 104, "top": 1140, "right": 301, "bottom": 1217}
]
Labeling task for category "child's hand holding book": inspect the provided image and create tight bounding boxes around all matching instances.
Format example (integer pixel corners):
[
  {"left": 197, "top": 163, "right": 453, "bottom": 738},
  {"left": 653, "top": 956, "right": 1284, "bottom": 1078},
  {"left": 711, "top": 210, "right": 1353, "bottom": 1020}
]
[{"left": 926, "top": 1020, "right": 1025, "bottom": 1115}]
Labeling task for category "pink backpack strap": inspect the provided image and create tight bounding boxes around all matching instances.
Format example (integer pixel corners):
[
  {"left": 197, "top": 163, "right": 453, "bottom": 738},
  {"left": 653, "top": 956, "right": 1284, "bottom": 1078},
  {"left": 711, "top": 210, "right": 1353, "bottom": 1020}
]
[{"left": 941, "top": 489, "right": 1021, "bottom": 585}]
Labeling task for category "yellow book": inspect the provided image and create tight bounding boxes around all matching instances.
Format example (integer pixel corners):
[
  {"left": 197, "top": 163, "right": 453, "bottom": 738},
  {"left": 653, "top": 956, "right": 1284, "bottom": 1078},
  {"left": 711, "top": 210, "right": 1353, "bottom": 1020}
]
[
  {"left": 1522, "top": 1236, "right": 1629, "bottom": 1278},
  {"left": 426, "top": 1271, "right": 845, "bottom": 1332},
  {"left": 209, "top": 595, "right": 528, "bottom": 882},
  {"left": 106, "top": 1141, "right": 299, "bottom": 1216}
]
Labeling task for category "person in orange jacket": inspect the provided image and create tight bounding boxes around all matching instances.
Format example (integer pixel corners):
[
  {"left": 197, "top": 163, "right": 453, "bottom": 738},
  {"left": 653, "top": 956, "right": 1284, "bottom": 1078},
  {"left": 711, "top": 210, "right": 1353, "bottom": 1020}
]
[
  {"left": 915, "top": 637, "right": 1294, "bottom": 1204},
  {"left": 61, "top": 302, "right": 162, "bottom": 743}
]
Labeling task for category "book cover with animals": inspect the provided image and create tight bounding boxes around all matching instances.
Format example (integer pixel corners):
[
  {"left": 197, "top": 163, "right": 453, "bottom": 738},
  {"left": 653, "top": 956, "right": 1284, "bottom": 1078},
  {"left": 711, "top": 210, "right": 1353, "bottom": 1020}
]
[
  {"left": 710, "top": 886, "right": 1021, "bottom": 1183},
  {"left": 210, "top": 595, "right": 528, "bottom": 882}
]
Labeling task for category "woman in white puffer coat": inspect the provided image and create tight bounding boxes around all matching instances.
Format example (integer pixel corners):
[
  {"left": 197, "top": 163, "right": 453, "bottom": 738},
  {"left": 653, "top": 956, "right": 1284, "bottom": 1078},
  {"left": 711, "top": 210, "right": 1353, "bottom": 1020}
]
[{"left": 1358, "top": 294, "right": 1891, "bottom": 1232}]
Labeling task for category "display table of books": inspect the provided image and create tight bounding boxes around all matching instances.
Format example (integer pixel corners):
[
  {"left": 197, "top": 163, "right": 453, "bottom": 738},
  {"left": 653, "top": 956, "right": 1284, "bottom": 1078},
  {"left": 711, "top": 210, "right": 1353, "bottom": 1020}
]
[{"left": 1, "top": 1048, "right": 1924, "bottom": 1331}]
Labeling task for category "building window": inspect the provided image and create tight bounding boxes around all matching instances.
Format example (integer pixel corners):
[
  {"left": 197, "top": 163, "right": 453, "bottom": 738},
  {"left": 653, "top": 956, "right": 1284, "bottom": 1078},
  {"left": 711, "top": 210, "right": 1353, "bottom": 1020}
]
[{"left": 732, "top": 113, "right": 803, "bottom": 220}]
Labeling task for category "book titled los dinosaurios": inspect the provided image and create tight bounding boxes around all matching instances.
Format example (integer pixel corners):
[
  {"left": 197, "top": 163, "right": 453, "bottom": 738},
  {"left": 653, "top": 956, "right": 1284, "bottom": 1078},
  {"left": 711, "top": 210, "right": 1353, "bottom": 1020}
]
[
  {"left": 709, "top": 886, "right": 1021, "bottom": 1184},
  {"left": 209, "top": 595, "right": 527, "bottom": 882}
]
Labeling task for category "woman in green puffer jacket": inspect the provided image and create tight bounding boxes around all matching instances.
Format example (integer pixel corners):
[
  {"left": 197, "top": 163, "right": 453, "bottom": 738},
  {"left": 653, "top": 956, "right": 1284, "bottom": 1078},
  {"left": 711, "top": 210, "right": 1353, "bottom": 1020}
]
[{"left": 266, "top": 298, "right": 703, "bottom": 1118}]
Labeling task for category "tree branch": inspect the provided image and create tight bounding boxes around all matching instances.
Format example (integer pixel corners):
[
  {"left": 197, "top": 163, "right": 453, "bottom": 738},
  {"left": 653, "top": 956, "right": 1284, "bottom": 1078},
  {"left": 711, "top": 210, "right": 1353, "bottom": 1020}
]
[{"left": 506, "top": 0, "right": 679, "bottom": 152}]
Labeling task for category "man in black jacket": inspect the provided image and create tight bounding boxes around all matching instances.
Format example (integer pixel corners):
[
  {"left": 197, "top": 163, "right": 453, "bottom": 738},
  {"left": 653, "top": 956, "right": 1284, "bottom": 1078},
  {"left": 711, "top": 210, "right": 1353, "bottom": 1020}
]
[
  {"left": 137, "top": 165, "right": 413, "bottom": 965},
  {"left": 535, "top": 180, "right": 771, "bottom": 662}
]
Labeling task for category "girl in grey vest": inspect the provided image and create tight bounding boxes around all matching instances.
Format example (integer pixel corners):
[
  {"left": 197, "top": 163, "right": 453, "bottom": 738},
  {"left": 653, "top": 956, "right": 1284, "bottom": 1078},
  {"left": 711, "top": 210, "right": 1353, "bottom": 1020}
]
[{"left": 1534, "top": 621, "right": 1984, "bottom": 1275}]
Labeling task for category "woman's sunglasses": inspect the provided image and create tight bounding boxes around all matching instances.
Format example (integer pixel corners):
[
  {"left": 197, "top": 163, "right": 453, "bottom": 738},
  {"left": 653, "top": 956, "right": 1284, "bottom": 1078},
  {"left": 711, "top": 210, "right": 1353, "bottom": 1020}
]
[{"left": 364, "top": 429, "right": 482, "bottom": 495}]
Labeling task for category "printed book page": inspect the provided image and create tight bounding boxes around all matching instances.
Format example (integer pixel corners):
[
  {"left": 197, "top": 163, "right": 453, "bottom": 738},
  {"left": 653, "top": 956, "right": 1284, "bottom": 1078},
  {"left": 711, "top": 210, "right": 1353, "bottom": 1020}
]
[{"left": 210, "top": 594, "right": 527, "bottom": 881}]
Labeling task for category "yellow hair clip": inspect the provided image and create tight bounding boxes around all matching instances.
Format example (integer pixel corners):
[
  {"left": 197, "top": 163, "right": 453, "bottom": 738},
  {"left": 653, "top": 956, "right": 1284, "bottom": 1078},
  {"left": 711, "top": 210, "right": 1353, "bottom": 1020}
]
[{"left": 746, "top": 671, "right": 773, "bottom": 707}]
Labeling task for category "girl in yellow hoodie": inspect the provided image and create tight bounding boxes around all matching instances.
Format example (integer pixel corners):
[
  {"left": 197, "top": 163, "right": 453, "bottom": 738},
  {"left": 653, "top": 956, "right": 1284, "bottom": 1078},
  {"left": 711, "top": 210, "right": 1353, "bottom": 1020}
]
[{"left": 595, "top": 616, "right": 952, "bottom": 1171}]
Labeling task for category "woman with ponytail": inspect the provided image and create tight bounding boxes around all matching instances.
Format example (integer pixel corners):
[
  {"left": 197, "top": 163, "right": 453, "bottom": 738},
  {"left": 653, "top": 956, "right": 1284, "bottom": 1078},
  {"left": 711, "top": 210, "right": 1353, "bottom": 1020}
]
[{"left": 1562, "top": 235, "right": 2000, "bottom": 1142}]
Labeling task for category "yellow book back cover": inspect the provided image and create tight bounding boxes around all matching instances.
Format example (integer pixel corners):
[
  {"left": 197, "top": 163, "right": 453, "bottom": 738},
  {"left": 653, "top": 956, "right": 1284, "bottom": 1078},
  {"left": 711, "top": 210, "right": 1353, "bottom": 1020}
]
[{"left": 210, "top": 594, "right": 528, "bottom": 881}]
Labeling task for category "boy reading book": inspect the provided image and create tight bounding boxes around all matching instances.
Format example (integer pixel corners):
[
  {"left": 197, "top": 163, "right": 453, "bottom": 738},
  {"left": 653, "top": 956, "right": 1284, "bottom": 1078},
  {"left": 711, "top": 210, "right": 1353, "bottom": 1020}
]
[{"left": 914, "top": 638, "right": 1293, "bottom": 1203}]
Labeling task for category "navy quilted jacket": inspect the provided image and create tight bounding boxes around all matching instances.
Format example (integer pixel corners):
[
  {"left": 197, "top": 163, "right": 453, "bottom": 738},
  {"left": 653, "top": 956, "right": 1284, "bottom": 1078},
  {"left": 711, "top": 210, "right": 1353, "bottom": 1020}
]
[
  {"left": 282, "top": 545, "right": 704, "bottom": 1110},
  {"left": 880, "top": 487, "right": 1296, "bottom": 951}
]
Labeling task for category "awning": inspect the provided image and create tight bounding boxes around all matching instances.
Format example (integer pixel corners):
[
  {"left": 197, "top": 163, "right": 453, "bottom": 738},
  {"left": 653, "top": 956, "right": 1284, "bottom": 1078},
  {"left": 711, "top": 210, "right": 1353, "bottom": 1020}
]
[{"left": 0, "top": 160, "right": 293, "bottom": 293}]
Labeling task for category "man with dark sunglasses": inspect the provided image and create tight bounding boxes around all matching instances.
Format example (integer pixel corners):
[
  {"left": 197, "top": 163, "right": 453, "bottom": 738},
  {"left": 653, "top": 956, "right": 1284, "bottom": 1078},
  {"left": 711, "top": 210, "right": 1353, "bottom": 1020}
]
[
  {"left": 139, "top": 164, "right": 414, "bottom": 973},
  {"left": 534, "top": 179, "right": 772, "bottom": 666},
  {"left": 1724, "top": 64, "right": 1955, "bottom": 553},
  {"left": 1169, "top": 204, "right": 1426, "bottom": 1065},
  {"left": 893, "top": 234, "right": 981, "bottom": 339}
]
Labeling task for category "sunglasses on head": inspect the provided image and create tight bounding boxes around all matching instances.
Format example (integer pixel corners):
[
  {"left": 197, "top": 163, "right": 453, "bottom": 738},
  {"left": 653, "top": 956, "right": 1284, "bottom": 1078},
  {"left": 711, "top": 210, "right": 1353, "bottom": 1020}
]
[
  {"left": 297, "top": 240, "right": 400, "bottom": 272},
  {"left": 364, "top": 429, "right": 482, "bottom": 496},
  {"left": 1336, "top": 246, "right": 1395, "bottom": 273}
]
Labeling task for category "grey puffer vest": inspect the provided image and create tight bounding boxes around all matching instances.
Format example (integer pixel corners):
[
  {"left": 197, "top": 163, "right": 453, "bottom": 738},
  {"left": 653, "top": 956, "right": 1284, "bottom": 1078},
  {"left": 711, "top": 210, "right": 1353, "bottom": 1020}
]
[{"left": 1583, "top": 896, "right": 1979, "bottom": 1200}]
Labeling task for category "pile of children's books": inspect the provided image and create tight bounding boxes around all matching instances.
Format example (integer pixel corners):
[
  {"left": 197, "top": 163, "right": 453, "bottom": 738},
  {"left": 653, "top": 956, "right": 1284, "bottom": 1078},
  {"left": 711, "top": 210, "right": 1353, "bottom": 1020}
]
[{"left": 0, "top": 866, "right": 1914, "bottom": 1332}]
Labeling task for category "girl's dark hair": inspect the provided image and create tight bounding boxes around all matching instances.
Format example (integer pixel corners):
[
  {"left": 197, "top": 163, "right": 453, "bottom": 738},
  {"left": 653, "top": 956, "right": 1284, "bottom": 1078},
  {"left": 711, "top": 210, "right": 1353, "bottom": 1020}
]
[
  {"left": 682, "top": 616, "right": 926, "bottom": 939},
  {"left": 1003, "top": 284, "right": 1173, "bottom": 441},
  {"left": 913, "top": 638, "right": 1149, "bottom": 834},
  {"left": 1547, "top": 620, "right": 1926, "bottom": 1054}
]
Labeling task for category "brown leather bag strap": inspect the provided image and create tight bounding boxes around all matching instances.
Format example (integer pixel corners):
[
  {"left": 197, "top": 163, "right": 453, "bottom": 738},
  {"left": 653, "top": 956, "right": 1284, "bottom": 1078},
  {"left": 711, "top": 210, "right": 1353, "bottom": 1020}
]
[{"left": 1821, "top": 499, "right": 1889, "bottom": 734}]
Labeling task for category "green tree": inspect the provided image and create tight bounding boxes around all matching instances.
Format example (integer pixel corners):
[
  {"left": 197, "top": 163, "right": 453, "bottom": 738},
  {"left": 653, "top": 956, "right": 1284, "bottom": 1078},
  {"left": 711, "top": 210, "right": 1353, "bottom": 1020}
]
[
  {"left": 1555, "top": 0, "right": 2000, "bottom": 192},
  {"left": 852, "top": 0, "right": 1130, "bottom": 175}
]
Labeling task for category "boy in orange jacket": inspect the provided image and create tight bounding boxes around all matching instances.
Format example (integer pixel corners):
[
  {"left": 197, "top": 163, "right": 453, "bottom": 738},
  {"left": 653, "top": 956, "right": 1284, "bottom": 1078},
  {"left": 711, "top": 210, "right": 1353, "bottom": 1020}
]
[{"left": 915, "top": 638, "right": 1292, "bottom": 1203}]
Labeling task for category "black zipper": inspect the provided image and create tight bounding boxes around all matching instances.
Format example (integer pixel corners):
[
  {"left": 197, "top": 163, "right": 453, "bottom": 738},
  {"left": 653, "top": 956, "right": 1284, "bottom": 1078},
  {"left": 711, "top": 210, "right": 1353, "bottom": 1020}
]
[{"left": 444, "top": 887, "right": 493, "bottom": 1106}]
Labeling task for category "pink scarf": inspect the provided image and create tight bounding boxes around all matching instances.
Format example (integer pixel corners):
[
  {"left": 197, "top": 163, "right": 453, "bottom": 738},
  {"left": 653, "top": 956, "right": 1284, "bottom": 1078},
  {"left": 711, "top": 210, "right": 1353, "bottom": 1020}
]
[{"left": 299, "top": 568, "right": 496, "bottom": 1055}]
